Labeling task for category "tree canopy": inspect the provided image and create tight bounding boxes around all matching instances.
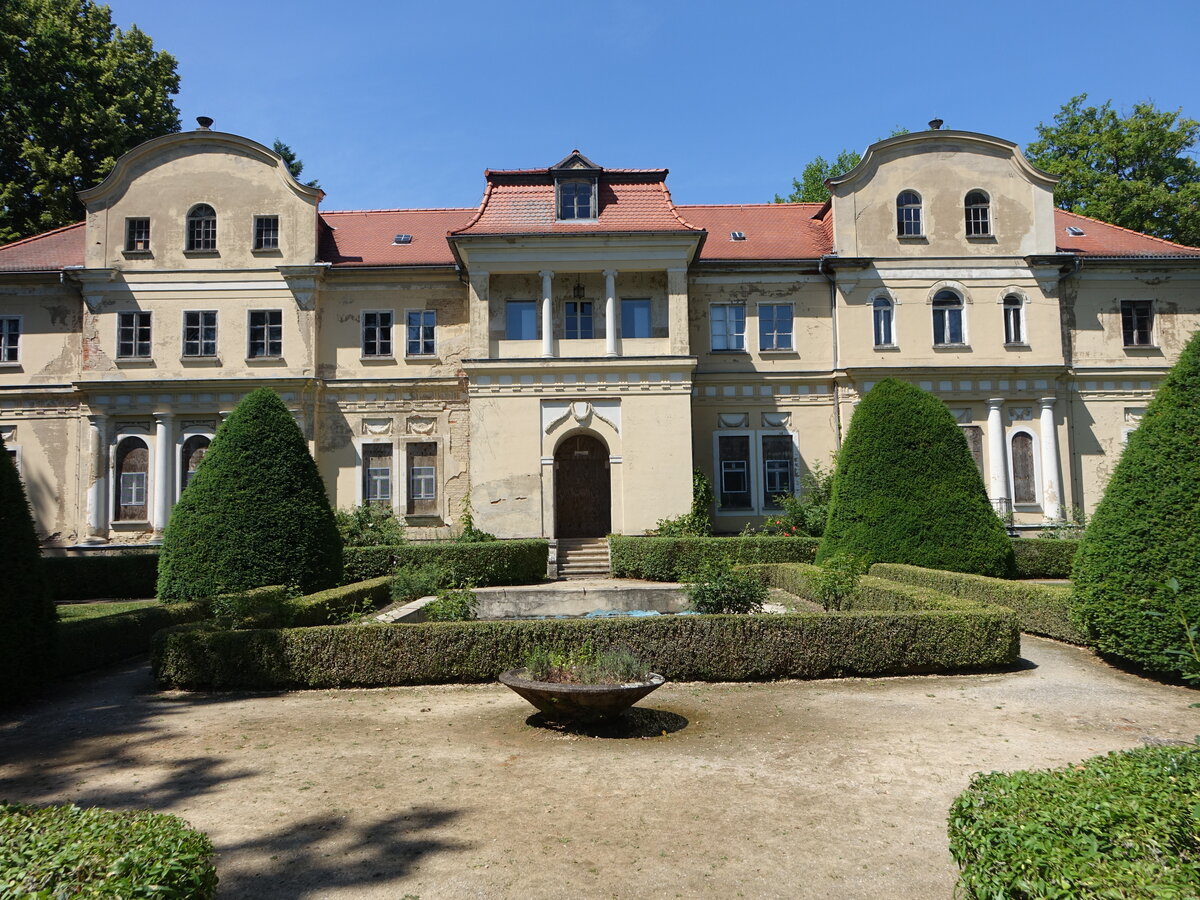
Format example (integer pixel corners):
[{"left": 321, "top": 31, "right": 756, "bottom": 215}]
[
  {"left": 775, "top": 128, "right": 909, "bottom": 203},
  {"left": 272, "top": 139, "right": 320, "bottom": 189},
  {"left": 1026, "top": 95, "right": 1200, "bottom": 247},
  {"left": 0, "top": 0, "right": 180, "bottom": 244}
]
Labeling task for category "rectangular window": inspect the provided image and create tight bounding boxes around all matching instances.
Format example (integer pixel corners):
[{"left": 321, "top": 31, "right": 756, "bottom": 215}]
[
  {"left": 761, "top": 434, "right": 794, "bottom": 508},
  {"left": 182, "top": 311, "right": 218, "bottom": 357},
  {"left": 125, "top": 217, "right": 150, "bottom": 252},
  {"left": 362, "top": 310, "right": 393, "bottom": 358},
  {"left": 407, "top": 441, "right": 437, "bottom": 515},
  {"left": 759, "top": 304, "right": 793, "bottom": 351},
  {"left": 873, "top": 303, "right": 894, "bottom": 347},
  {"left": 248, "top": 310, "right": 282, "bottom": 358},
  {"left": 710, "top": 304, "right": 746, "bottom": 351},
  {"left": 565, "top": 301, "right": 593, "bottom": 339},
  {"left": 117, "top": 311, "right": 152, "bottom": 358},
  {"left": 1121, "top": 300, "right": 1154, "bottom": 346},
  {"left": 621, "top": 298, "right": 651, "bottom": 339},
  {"left": 0, "top": 317, "right": 19, "bottom": 363},
  {"left": 405, "top": 310, "right": 435, "bottom": 356},
  {"left": 505, "top": 300, "right": 538, "bottom": 340},
  {"left": 119, "top": 471, "right": 146, "bottom": 507},
  {"left": 362, "top": 443, "right": 393, "bottom": 507},
  {"left": 717, "top": 434, "right": 752, "bottom": 510},
  {"left": 254, "top": 215, "right": 280, "bottom": 250}
]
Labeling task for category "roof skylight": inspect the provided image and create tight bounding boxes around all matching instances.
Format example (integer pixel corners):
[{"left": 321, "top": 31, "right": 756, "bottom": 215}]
[
  {"left": 1065, "top": 226, "right": 1085, "bottom": 237},
  {"left": 730, "top": 231, "right": 746, "bottom": 241},
  {"left": 393, "top": 234, "right": 413, "bottom": 244}
]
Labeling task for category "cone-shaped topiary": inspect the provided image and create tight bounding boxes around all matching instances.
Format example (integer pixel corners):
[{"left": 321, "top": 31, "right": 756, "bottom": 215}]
[
  {"left": 817, "top": 379, "right": 1014, "bottom": 577},
  {"left": 157, "top": 388, "right": 342, "bottom": 600},
  {"left": 0, "top": 432, "right": 56, "bottom": 702},
  {"left": 1072, "top": 330, "right": 1200, "bottom": 674}
]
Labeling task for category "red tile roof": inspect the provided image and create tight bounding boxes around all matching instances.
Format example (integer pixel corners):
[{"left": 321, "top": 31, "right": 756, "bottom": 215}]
[
  {"left": 1055, "top": 210, "right": 1200, "bottom": 257},
  {"left": 319, "top": 208, "right": 472, "bottom": 266},
  {"left": 0, "top": 222, "right": 84, "bottom": 271},
  {"left": 679, "top": 203, "right": 829, "bottom": 260}
]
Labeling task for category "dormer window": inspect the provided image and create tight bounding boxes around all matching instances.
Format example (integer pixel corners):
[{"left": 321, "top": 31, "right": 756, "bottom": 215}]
[
  {"left": 965, "top": 190, "right": 991, "bottom": 237},
  {"left": 558, "top": 180, "right": 596, "bottom": 220},
  {"left": 896, "top": 190, "right": 923, "bottom": 237},
  {"left": 186, "top": 204, "right": 217, "bottom": 251}
]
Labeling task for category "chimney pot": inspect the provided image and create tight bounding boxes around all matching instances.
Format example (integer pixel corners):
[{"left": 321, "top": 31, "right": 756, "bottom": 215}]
[
  {"left": 928, "top": 118, "right": 944, "bottom": 131},
  {"left": 196, "top": 116, "right": 213, "bottom": 130}
]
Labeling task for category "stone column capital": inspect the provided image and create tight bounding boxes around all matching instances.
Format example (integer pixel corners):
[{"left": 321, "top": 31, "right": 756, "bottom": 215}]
[
  {"left": 1039, "top": 396, "right": 1057, "bottom": 409},
  {"left": 538, "top": 270, "right": 555, "bottom": 281},
  {"left": 986, "top": 397, "right": 1005, "bottom": 410},
  {"left": 602, "top": 268, "right": 618, "bottom": 280}
]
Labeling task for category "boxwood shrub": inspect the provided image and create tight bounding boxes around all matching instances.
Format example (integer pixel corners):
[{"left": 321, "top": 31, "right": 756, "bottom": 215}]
[
  {"left": 746, "top": 563, "right": 987, "bottom": 613},
  {"left": 1010, "top": 538, "right": 1078, "bottom": 580},
  {"left": 287, "top": 576, "right": 392, "bottom": 626},
  {"left": 0, "top": 801, "right": 217, "bottom": 898},
  {"left": 43, "top": 553, "right": 159, "bottom": 603},
  {"left": 870, "top": 563, "right": 1085, "bottom": 644},
  {"left": 342, "top": 540, "right": 548, "bottom": 586},
  {"left": 609, "top": 535, "right": 819, "bottom": 582},
  {"left": 57, "top": 601, "right": 209, "bottom": 678},
  {"left": 948, "top": 745, "right": 1200, "bottom": 899}
]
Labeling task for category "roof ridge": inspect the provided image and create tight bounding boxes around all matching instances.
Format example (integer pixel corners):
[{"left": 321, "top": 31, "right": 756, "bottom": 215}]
[
  {"left": 0, "top": 220, "right": 85, "bottom": 251},
  {"left": 658, "top": 181, "right": 703, "bottom": 232},
  {"left": 677, "top": 202, "right": 826, "bottom": 210},
  {"left": 321, "top": 207, "right": 476, "bottom": 215},
  {"left": 1058, "top": 209, "right": 1200, "bottom": 253},
  {"left": 449, "top": 182, "right": 494, "bottom": 235}
]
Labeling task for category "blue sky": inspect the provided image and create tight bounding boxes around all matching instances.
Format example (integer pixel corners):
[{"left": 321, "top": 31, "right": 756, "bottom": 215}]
[{"left": 107, "top": 0, "right": 1200, "bottom": 212}]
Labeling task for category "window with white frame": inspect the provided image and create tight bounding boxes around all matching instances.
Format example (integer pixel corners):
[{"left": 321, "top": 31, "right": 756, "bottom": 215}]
[
  {"left": 117, "top": 311, "right": 152, "bottom": 358},
  {"left": 254, "top": 215, "right": 279, "bottom": 250},
  {"left": 621, "top": 298, "right": 651, "bottom": 339},
  {"left": 872, "top": 297, "right": 894, "bottom": 347},
  {"left": 1003, "top": 295, "right": 1024, "bottom": 345},
  {"left": 506, "top": 301, "right": 538, "bottom": 340},
  {"left": 186, "top": 204, "right": 217, "bottom": 251},
  {"left": 897, "top": 190, "right": 923, "bottom": 237},
  {"left": 248, "top": 310, "right": 282, "bottom": 358},
  {"left": 1011, "top": 431, "right": 1037, "bottom": 505},
  {"left": 759, "top": 304, "right": 793, "bottom": 351},
  {"left": 557, "top": 181, "right": 595, "bottom": 220},
  {"left": 406, "top": 442, "right": 437, "bottom": 515},
  {"left": 114, "top": 436, "right": 149, "bottom": 521},
  {"left": 125, "top": 217, "right": 150, "bottom": 252},
  {"left": 362, "top": 310, "right": 393, "bottom": 357},
  {"left": 1120, "top": 300, "right": 1154, "bottom": 347},
  {"left": 362, "top": 443, "right": 393, "bottom": 507},
  {"left": 716, "top": 434, "right": 752, "bottom": 510},
  {"left": 565, "top": 301, "right": 593, "bottom": 339},
  {"left": 932, "top": 290, "right": 964, "bottom": 345},
  {"left": 710, "top": 304, "right": 746, "bottom": 351},
  {"left": 0, "top": 317, "right": 20, "bottom": 363},
  {"left": 183, "top": 311, "right": 218, "bottom": 357},
  {"left": 965, "top": 190, "right": 991, "bottom": 237},
  {"left": 760, "top": 434, "right": 794, "bottom": 508},
  {"left": 406, "top": 310, "right": 435, "bottom": 356}
]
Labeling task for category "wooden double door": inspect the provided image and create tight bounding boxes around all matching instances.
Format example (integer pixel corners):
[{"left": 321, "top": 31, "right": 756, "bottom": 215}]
[{"left": 554, "top": 434, "right": 611, "bottom": 538}]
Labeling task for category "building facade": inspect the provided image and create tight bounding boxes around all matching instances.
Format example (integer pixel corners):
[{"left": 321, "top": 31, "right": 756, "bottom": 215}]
[{"left": 2, "top": 122, "right": 1198, "bottom": 547}]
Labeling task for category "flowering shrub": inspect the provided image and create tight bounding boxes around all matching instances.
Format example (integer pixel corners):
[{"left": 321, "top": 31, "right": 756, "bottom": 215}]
[{"left": 761, "top": 462, "right": 834, "bottom": 537}]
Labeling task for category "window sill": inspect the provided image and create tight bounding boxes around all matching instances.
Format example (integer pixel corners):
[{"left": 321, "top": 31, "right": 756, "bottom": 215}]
[
  {"left": 180, "top": 356, "right": 221, "bottom": 364},
  {"left": 115, "top": 357, "right": 155, "bottom": 365},
  {"left": 360, "top": 355, "right": 396, "bottom": 362},
  {"left": 111, "top": 519, "right": 150, "bottom": 529},
  {"left": 873, "top": 344, "right": 901, "bottom": 352},
  {"left": 710, "top": 348, "right": 750, "bottom": 355},
  {"left": 897, "top": 235, "right": 927, "bottom": 242},
  {"left": 182, "top": 250, "right": 220, "bottom": 258},
  {"left": 1004, "top": 342, "right": 1031, "bottom": 350},
  {"left": 0, "top": 362, "right": 23, "bottom": 369},
  {"left": 121, "top": 249, "right": 153, "bottom": 259},
  {"left": 932, "top": 344, "right": 971, "bottom": 351},
  {"left": 405, "top": 355, "right": 438, "bottom": 361},
  {"left": 245, "top": 356, "right": 285, "bottom": 363},
  {"left": 759, "top": 348, "right": 796, "bottom": 355},
  {"left": 966, "top": 234, "right": 997, "bottom": 243},
  {"left": 251, "top": 247, "right": 282, "bottom": 257},
  {"left": 1123, "top": 344, "right": 1162, "bottom": 352}
]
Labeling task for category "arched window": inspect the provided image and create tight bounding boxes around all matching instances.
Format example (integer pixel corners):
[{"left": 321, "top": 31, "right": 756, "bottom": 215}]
[
  {"left": 896, "top": 190, "right": 922, "bottom": 237},
  {"left": 1003, "top": 294, "right": 1024, "bottom": 344},
  {"left": 965, "top": 190, "right": 991, "bottom": 236},
  {"left": 872, "top": 296, "right": 894, "bottom": 347},
  {"left": 114, "top": 436, "right": 149, "bottom": 521},
  {"left": 186, "top": 204, "right": 217, "bottom": 251},
  {"left": 932, "top": 290, "right": 964, "bottom": 345},
  {"left": 1011, "top": 432, "right": 1037, "bottom": 505},
  {"left": 179, "top": 434, "right": 210, "bottom": 495}
]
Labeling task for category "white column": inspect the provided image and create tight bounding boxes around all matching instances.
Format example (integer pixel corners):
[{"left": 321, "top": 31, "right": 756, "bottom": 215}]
[
  {"left": 84, "top": 413, "right": 108, "bottom": 542},
  {"left": 603, "top": 268, "right": 618, "bottom": 357},
  {"left": 1040, "top": 397, "right": 1062, "bottom": 521},
  {"left": 539, "top": 269, "right": 554, "bottom": 358},
  {"left": 985, "top": 398, "right": 1009, "bottom": 504},
  {"left": 153, "top": 411, "right": 174, "bottom": 533}
]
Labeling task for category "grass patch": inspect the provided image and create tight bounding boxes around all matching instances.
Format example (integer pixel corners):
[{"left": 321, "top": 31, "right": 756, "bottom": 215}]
[{"left": 57, "top": 600, "right": 161, "bottom": 621}]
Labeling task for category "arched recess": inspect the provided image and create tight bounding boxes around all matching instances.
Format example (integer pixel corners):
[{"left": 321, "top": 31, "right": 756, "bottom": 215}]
[
  {"left": 114, "top": 436, "right": 149, "bottom": 521},
  {"left": 553, "top": 431, "right": 611, "bottom": 538},
  {"left": 178, "top": 433, "right": 212, "bottom": 497}
]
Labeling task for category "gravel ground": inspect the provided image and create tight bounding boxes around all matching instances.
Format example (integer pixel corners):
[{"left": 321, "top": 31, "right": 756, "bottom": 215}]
[{"left": 1, "top": 636, "right": 1196, "bottom": 899}]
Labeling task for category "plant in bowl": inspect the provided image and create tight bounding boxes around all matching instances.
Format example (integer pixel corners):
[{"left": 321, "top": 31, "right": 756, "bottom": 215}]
[{"left": 499, "top": 645, "right": 665, "bottom": 723}]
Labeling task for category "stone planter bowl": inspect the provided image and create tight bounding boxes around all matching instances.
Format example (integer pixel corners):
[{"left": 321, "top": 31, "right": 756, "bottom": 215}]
[{"left": 498, "top": 669, "right": 666, "bottom": 723}]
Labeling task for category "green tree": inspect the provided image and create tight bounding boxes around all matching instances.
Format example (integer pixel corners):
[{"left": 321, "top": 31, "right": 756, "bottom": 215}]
[
  {"left": 817, "top": 379, "right": 1014, "bottom": 576},
  {"left": 0, "top": 432, "right": 56, "bottom": 702},
  {"left": 1071, "top": 329, "right": 1200, "bottom": 674},
  {"left": 1026, "top": 94, "right": 1200, "bottom": 247},
  {"left": 775, "top": 128, "right": 910, "bottom": 203},
  {"left": 272, "top": 139, "right": 320, "bottom": 189},
  {"left": 0, "top": 0, "right": 180, "bottom": 243},
  {"left": 157, "top": 388, "right": 342, "bottom": 600}
]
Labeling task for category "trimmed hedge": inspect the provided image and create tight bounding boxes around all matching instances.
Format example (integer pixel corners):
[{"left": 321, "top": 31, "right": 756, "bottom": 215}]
[
  {"left": 43, "top": 553, "right": 159, "bottom": 603},
  {"left": 287, "top": 576, "right": 392, "bottom": 626},
  {"left": 948, "top": 745, "right": 1200, "bottom": 899},
  {"left": 870, "top": 563, "right": 1085, "bottom": 645},
  {"left": 818, "top": 379, "right": 1015, "bottom": 577},
  {"left": 1072, "top": 329, "right": 1200, "bottom": 674},
  {"left": 0, "top": 801, "right": 217, "bottom": 898},
  {"left": 342, "top": 540, "right": 549, "bottom": 586},
  {"left": 1010, "top": 538, "right": 1078, "bottom": 580},
  {"left": 57, "top": 601, "right": 209, "bottom": 678},
  {"left": 747, "top": 563, "right": 988, "bottom": 613},
  {"left": 609, "top": 535, "right": 819, "bottom": 582}
]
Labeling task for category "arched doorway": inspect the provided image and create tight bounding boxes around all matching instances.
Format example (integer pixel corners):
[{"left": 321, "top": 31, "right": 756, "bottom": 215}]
[{"left": 554, "top": 433, "right": 611, "bottom": 538}]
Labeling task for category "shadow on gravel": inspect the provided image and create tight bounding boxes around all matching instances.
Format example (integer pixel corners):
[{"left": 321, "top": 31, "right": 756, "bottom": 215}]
[
  {"left": 217, "top": 806, "right": 469, "bottom": 899},
  {"left": 524, "top": 706, "right": 689, "bottom": 738}
]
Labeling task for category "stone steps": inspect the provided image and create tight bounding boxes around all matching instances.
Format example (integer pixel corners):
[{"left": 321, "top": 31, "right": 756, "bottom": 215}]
[{"left": 556, "top": 538, "right": 611, "bottom": 579}]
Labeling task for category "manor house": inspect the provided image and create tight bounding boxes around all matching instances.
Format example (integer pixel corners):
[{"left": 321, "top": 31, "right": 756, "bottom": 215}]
[{"left": 2, "top": 120, "right": 1198, "bottom": 550}]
